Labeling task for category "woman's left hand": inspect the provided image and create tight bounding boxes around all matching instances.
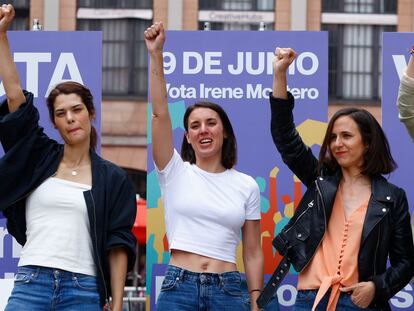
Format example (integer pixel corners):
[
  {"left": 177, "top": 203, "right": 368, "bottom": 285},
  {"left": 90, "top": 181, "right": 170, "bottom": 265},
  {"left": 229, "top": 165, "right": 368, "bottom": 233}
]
[{"left": 340, "top": 281, "right": 376, "bottom": 308}]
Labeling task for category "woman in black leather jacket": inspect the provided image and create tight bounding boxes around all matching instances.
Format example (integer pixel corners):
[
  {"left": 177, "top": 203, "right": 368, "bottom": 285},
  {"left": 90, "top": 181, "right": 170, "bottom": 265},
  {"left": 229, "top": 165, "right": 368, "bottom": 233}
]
[{"left": 263, "top": 48, "right": 414, "bottom": 310}]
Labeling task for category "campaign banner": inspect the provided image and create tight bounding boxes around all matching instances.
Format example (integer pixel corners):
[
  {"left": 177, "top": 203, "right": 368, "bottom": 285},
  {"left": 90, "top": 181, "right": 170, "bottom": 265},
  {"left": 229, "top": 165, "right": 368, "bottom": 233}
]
[
  {"left": 0, "top": 31, "right": 101, "bottom": 310},
  {"left": 146, "top": 30, "right": 328, "bottom": 310},
  {"left": 381, "top": 33, "right": 414, "bottom": 310}
]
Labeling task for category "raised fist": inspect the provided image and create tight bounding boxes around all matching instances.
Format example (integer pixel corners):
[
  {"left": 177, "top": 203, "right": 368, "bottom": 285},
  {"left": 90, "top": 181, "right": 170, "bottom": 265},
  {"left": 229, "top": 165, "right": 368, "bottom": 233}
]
[
  {"left": 144, "top": 22, "right": 165, "bottom": 53},
  {"left": 0, "top": 4, "right": 15, "bottom": 34},
  {"left": 273, "top": 47, "right": 296, "bottom": 74}
]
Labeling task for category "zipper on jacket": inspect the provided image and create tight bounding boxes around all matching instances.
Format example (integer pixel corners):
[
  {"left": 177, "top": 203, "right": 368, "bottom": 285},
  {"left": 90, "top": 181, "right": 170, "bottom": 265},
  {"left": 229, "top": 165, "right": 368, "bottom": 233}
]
[
  {"left": 299, "top": 179, "right": 327, "bottom": 272},
  {"left": 89, "top": 190, "right": 110, "bottom": 309},
  {"left": 373, "top": 226, "right": 380, "bottom": 276}
]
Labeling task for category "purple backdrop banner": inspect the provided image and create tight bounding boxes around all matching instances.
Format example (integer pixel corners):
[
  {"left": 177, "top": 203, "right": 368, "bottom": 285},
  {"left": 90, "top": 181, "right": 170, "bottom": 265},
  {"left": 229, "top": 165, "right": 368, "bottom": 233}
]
[
  {"left": 146, "top": 30, "right": 328, "bottom": 310},
  {"left": 381, "top": 33, "right": 414, "bottom": 310},
  {"left": 0, "top": 31, "right": 101, "bottom": 306}
]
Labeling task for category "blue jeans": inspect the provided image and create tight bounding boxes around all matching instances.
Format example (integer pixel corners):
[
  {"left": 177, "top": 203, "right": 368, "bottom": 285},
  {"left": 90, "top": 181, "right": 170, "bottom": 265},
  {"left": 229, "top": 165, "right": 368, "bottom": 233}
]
[
  {"left": 5, "top": 266, "right": 101, "bottom": 311},
  {"left": 156, "top": 265, "right": 249, "bottom": 311},
  {"left": 294, "top": 289, "right": 378, "bottom": 310}
]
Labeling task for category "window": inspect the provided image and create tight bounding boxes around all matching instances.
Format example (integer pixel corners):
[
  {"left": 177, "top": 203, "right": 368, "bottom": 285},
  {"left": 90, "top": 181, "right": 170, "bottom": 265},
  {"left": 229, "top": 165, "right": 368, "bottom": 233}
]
[
  {"left": 322, "top": 0, "right": 397, "bottom": 14},
  {"left": 199, "top": 0, "right": 274, "bottom": 30},
  {"left": 10, "top": 0, "right": 29, "bottom": 30},
  {"left": 77, "top": 0, "right": 151, "bottom": 9},
  {"left": 199, "top": 21, "right": 274, "bottom": 30},
  {"left": 323, "top": 24, "right": 395, "bottom": 101},
  {"left": 77, "top": 19, "right": 150, "bottom": 98},
  {"left": 199, "top": 0, "right": 274, "bottom": 11}
]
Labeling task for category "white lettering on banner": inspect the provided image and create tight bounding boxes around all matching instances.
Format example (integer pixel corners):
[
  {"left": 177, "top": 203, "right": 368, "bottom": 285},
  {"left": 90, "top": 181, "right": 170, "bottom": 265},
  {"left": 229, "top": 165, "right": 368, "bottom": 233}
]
[
  {"left": 199, "top": 83, "right": 243, "bottom": 99},
  {"left": 276, "top": 284, "right": 296, "bottom": 306},
  {"left": 183, "top": 52, "right": 223, "bottom": 74},
  {"left": 246, "top": 84, "right": 319, "bottom": 100},
  {"left": 0, "top": 226, "right": 21, "bottom": 259},
  {"left": 14, "top": 53, "right": 51, "bottom": 97},
  {"left": 165, "top": 83, "right": 320, "bottom": 100},
  {"left": 391, "top": 284, "right": 413, "bottom": 308},
  {"left": 0, "top": 53, "right": 83, "bottom": 98},
  {"left": 164, "top": 51, "right": 320, "bottom": 76},
  {"left": 274, "top": 285, "right": 413, "bottom": 308},
  {"left": 183, "top": 52, "right": 203, "bottom": 74},
  {"left": 392, "top": 55, "right": 408, "bottom": 80},
  {"left": 166, "top": 84, "right": 197, "bottom": 99},
  {"left": 289, "top": 52, "right": 319, "bottom": 76},
  {"left": 163, "top": 52, "right": 176, "bottom": 74},
  {"left": 205, "top": 52, "right": 222, "bottom": 74},
  {"left": 0, "top": 81, "right": 4, "bottom": 97},
  {"left": 246, "top": 84, "right": 272, "bottom": 98},
  {"left": 46, "top": 53, "right": 84, "bottom": 96}
]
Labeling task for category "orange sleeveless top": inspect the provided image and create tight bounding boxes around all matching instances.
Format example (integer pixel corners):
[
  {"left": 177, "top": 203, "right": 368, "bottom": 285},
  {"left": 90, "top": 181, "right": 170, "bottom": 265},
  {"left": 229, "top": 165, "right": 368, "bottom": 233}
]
[{"left": 297, "top": 188, "right": 369, "bottom": 311}]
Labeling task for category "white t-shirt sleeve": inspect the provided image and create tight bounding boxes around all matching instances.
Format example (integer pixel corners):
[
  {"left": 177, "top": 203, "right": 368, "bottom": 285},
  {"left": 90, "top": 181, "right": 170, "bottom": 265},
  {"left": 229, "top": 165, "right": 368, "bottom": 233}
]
[
  {"left": 155, "top": 149, "right": 185, "bottom": 187},
  {"left": 245, "top": 179, "right": 261, "bottom": 220}
]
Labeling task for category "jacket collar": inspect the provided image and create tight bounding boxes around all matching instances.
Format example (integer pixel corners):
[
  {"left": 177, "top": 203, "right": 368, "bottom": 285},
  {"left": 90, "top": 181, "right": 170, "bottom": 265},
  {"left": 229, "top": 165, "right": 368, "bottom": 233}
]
[
  {"left": 362, "top": 175, "right": 393, "bottom": 245},
  {"left": 319, "top": 171, "right": 393, "bottom": 245},
  {"left": 371, "top": 175, "right": 394, "bottom": 203}
]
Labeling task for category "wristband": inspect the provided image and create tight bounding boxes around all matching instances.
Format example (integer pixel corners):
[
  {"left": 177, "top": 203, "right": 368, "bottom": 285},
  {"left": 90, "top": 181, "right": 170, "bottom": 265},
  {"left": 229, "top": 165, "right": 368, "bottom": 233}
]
[{"left": 249, "top": 289, "right": 261, "bottom": 294}]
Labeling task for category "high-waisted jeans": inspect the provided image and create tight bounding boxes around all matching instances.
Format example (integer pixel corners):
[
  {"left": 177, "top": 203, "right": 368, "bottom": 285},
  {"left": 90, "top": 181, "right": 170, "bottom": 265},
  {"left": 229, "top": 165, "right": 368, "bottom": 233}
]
[
  {"left": 5, "top": 265, "right": 101, "bottom": 311},
  {"left": 156, "top": 265, "right": 249, "bottom": 311}
]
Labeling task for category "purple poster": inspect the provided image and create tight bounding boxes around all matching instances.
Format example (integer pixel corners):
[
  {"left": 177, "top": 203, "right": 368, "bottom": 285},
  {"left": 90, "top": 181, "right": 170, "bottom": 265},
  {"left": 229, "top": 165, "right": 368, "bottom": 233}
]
[
  {"left": 382, "top": 33, "right": 414, "bottom": 310},
  {"left": 146, "top": 30, "right": 328, "bottom": 310},
  {"left": 0, "top": 31, "right": 101, "bottom": 309}
]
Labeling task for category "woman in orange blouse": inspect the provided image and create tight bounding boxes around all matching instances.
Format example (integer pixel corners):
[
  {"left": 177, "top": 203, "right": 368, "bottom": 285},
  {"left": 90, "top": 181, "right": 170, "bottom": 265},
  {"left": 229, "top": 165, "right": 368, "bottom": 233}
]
[{"left": 264, "top": 48, "right": 414, "bottom": 310}]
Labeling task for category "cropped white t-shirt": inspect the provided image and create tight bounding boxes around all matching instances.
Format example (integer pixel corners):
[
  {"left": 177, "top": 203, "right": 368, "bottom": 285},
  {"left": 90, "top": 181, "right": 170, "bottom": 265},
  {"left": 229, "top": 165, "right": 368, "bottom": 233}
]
[{"left": 156, "top": 149, "right": 261, "bottom": 263}]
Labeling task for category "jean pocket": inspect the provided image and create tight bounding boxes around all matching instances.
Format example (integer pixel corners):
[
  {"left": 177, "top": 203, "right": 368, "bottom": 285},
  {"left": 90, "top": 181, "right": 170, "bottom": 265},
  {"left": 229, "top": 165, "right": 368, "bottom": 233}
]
[
  {"left": 73, "top": 275, "right": 98, "bottom": 291},
  {"left": 14, "top": 269, "right": 36, "bottom": 284},
  {"left": 160, "top": 274, "right": 179, "bottom": 292},
  {"left": 220, "top": 279, "right": 242, "bottom": 297},
  {"left": 295, "top": 290, "right": 316, "bottom": 302}
]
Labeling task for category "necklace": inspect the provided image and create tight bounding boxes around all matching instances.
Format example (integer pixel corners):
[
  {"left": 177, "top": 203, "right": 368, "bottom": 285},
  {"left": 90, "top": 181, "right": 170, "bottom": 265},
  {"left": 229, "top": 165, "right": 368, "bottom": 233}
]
[
  {"left": 63, "top": 159, "right": 88, "bottom": 176},
  {"left": 68, "top": 163, "right": 81, "bottom": 176}
]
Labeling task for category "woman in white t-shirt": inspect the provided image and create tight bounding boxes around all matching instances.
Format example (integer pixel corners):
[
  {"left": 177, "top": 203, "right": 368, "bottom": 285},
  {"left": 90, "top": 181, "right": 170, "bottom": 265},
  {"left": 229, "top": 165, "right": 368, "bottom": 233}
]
[{"left": 145, "top": 22, "right": 263, "bottom": 311}]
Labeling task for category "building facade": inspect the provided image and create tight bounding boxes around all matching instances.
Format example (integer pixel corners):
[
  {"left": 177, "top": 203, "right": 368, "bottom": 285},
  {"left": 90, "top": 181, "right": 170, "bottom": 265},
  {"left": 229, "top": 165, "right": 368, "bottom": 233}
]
[{"left": 8, "top": 0, "right": 414, "bottom": 193}]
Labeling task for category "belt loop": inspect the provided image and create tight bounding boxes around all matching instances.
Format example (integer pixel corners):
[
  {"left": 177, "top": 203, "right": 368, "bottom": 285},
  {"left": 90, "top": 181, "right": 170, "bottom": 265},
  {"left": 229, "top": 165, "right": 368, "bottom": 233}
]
[
  {"left": 219, "top": 274, "right": 223, "bottom": 286},
  {"left": 179, "top": 267, "right": 185, "bottom": 281},
  {"left": 35, "top": 266, "right": 41, "bottom": 277}
]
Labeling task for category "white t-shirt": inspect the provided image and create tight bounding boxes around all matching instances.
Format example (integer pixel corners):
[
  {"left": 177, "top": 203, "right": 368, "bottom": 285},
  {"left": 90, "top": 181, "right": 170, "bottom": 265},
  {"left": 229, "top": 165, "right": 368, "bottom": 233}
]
[
  {"left": 156, "top": 149, "right": 261, "bottom": 263},
  {"left": 19, "top": 177, "right": 96, "bottom": 276}
]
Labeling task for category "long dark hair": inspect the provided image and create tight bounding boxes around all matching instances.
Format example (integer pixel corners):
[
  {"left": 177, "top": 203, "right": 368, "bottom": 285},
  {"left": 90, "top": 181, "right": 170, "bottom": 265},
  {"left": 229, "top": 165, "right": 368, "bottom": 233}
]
[
  {"left": 181, "top": 102, "right": 237, "bottom": 169},
  {"left": 318, "top": 108, "right": 396, "bottom": 176},
  {"left": 46, "top": 81, "right": 97, "bottom": 150}
]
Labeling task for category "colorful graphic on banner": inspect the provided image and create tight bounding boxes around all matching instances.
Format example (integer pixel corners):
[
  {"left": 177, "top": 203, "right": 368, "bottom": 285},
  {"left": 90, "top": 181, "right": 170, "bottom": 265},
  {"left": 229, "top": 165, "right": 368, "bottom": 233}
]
[
  {"left": 0, "top": 31, "right": 102, "bottom": 309},
  {"left": 381, "top": 33, "right": 414, "bottom": 310},
  {"left": 146, "top": 30, "right": 328, "bottom": 310}
]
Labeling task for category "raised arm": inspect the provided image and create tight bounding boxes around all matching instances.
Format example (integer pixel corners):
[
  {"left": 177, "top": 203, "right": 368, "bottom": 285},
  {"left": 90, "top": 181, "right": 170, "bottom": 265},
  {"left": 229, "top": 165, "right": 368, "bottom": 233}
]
[
  {"left": 397, "top": 53, "right": 414, "bottom": 141},
  {"left": 270, "top": 48, "right": 318, "bottom": 187},
  {"left": 0, "top": 4, "right": 25, "bottom": 113},
  {"left": 144, "top": 22, "right": 173, "bottom": 170},
  {"left": 272, "top": 47, "right": 296, "bottom": 99}
]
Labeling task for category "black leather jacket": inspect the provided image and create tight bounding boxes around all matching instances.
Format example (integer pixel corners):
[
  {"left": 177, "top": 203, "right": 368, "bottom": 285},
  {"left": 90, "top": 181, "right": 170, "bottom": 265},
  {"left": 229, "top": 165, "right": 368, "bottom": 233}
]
[{"left": 270, "top": 92, "right": 414, "bottom": 310}]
